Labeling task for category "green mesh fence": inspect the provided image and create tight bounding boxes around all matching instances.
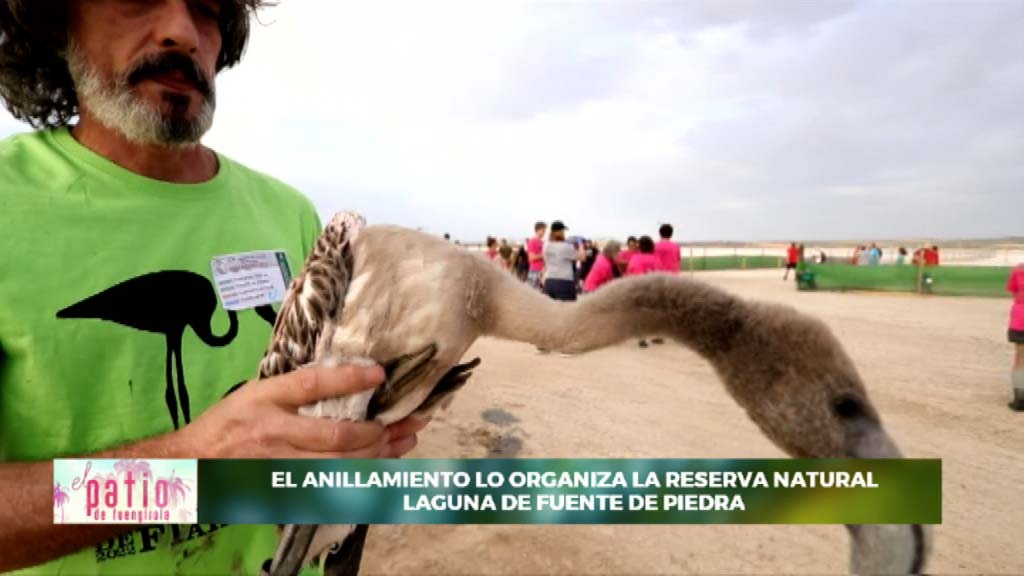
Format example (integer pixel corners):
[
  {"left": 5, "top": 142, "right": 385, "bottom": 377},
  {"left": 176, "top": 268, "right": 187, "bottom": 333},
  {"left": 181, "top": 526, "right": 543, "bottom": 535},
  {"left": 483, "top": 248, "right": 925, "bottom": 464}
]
[
  {"left": 683, "top": 255, "right": 785, "bottom": 271},
  {"left": 796, "top": 263, "right": 1011, "bottom": 298}
]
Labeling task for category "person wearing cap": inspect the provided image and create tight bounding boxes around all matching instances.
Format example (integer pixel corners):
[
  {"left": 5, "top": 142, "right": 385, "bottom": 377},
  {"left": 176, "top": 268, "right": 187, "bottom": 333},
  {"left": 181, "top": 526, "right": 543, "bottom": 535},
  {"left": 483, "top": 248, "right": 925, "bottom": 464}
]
[{"left": 542, "top": 221, "right": 585, "bottom": 302}]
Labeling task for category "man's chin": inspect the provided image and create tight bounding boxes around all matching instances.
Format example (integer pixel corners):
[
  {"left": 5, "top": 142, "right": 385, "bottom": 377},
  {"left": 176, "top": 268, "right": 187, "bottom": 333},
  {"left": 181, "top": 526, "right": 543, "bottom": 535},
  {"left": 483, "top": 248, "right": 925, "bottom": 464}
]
[
  {"left": 111, "top": 113, "right": 210, "bottom": 148},
  {"left": 159, "top": 118, "right": 212, "bottom": 147},
  {"left": 77, "top": 83, "right": 215, "bottom": 147},
  {"left": 149, "top": 100, "right": 215, "bottom": 146}
]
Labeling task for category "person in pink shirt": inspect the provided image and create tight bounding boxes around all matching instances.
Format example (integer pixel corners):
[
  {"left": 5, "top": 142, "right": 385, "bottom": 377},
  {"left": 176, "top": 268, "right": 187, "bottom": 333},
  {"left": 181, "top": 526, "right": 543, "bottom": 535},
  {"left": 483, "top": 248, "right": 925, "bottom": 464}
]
[
  {"left": 654, "top": 223, "right": 680, "bottom": 273},
  {"left": 626, "top": 236, "right": 662, "bottom": 348},
  {"left": 617, "top": 236, "right": 638, "bottom": 273},
  {"left": 627, "top": 236, "right": 661, "bottom": 276},
  {"left": 485, "top": 236, "right": 499, "bottom": 261},
  {"left": 526, "top": 221, "right": 546, "bottom": 290},
  {"left": 1007, "top": 264, "right": 1024, "bottom": 411},
  {"left": 583, "top": 241, "right": 621, "bottom": 293}
]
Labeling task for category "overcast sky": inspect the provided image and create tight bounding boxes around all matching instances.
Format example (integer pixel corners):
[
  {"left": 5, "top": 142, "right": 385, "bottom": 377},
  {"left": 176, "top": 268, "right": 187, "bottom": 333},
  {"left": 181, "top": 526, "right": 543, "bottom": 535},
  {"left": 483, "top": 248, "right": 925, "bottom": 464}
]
[{"left": 2, "top": 0, "right": 1022, "bottom": 242}]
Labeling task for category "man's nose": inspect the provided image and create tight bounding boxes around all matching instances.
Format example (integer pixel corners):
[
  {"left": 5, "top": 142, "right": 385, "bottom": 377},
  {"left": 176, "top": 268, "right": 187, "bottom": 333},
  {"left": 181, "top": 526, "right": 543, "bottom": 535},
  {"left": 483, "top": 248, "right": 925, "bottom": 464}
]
[{"left": 154, "top": 0, "right": 201, "bottom": 54}]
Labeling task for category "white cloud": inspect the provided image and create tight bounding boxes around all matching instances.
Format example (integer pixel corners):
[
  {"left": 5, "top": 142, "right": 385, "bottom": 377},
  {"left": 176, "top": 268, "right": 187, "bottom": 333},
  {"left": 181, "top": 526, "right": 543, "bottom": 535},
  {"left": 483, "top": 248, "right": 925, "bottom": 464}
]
[{"left": 2, "top": 0, "right": 1021, "bottom": 242}]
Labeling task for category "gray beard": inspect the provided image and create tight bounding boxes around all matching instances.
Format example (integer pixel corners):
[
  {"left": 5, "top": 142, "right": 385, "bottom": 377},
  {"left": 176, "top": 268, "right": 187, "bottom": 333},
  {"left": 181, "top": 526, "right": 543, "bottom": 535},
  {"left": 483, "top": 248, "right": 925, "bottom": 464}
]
[{"left": 66, "top": 47, "right": 216, "bottom": 148}]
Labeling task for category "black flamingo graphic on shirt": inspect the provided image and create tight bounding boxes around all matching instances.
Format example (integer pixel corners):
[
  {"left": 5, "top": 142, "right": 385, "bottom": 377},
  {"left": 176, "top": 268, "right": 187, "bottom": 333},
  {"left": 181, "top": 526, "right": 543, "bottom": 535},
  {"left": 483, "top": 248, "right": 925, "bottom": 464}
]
[{"left": 56, "top": 270, "right": 277, "bottom": 429}]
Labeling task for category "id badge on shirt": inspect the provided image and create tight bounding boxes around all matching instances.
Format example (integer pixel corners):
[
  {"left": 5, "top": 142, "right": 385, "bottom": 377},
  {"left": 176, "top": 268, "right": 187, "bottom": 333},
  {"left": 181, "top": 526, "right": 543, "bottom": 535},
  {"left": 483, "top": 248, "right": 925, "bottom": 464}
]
[{"left": 210, "top": 250, "right": 293, "bottom": 311}]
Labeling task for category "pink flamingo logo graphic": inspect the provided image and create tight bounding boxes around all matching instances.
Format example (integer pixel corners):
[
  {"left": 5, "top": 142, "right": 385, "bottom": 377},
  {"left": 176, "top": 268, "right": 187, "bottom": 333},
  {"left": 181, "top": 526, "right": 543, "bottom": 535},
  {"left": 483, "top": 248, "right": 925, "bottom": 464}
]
[
  {"left": 113, "top": 459, "right": 152, "bottom": 481},
  {"left": 53, "top": 483, "right": 69, "bottom": 522},
  {"left": 161, "top": 470, "right": 192, "bottom": 522}
]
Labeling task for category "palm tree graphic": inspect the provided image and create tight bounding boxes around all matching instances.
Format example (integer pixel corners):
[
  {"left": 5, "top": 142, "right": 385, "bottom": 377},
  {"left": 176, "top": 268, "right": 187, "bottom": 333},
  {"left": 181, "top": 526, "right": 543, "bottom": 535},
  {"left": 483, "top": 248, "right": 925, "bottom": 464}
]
[
  {"left": 114, "top": 459, "right": 152, "bottom": 481},
  {"left": 114, "top": 459, "right": 152, "bottom": 509},
  {"left": 162, "top": 470, "right": 191, "bottom": 520},
  {"left": 53, "top": 484, "right": 69, "bottom": 523}
]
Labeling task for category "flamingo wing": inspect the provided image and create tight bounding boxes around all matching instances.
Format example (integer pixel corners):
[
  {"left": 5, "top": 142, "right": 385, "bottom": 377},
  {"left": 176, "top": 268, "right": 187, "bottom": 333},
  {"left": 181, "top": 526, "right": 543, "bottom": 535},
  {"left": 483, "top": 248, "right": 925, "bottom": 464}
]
[
  {"left": 258, "top": 212, "right": 365, "bottom": 379},
  {"left": 257, "top": 212, "right": 366, "bottom": 576},
  {"left": 261, "top": 212, "right": 481, "bottom": 576}
]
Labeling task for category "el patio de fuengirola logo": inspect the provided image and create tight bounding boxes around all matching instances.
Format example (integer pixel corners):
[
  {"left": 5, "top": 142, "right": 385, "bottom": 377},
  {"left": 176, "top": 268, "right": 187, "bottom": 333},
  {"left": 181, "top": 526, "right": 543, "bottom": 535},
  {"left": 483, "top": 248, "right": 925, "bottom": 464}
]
[{"left": 53, "top": 459, "right": 198, "bottom": 524}]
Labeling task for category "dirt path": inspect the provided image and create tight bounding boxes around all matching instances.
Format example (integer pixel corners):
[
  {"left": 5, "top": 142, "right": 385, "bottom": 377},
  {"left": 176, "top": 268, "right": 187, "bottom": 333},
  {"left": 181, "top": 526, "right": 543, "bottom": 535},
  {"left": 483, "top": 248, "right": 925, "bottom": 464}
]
[{"left": 361, "top": 269, "right": 1022, "bottom": 574}]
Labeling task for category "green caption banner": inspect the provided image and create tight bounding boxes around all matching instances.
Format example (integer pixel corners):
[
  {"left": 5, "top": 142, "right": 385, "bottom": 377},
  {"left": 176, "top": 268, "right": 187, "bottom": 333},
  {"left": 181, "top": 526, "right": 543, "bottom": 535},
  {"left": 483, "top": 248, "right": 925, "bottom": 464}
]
[{"left": 197, "top": 459, "right": 941, "bottom": 525}]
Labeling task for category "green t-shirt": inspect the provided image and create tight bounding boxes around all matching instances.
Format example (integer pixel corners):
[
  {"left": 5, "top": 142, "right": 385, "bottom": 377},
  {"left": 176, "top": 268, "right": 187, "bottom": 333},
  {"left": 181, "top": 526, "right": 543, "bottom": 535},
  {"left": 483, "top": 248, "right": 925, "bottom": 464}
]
[{"left": 0, "top": 128, "right": 322, "bottom": 574}]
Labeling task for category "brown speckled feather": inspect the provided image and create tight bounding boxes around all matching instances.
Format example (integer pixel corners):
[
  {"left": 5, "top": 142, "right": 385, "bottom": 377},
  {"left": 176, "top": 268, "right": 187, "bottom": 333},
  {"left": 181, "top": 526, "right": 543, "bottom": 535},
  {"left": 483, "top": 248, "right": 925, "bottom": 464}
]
[
  {"left": 259, "top": 212, "right": 366, "bottom": 576},
  {"left": 258, "top": 213, "right": 363, "bottom": 380}
]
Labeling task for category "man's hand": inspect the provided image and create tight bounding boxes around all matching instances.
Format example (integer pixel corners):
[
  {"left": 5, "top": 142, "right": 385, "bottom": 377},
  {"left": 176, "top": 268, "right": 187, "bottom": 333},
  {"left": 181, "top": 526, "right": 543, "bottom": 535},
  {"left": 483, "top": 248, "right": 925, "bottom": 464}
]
[
  {"left": 0, "top": 364, "right": 428, "bottom": 572},
  {"left": 176, "top": 364, "right": 428, "bottom": 459}
]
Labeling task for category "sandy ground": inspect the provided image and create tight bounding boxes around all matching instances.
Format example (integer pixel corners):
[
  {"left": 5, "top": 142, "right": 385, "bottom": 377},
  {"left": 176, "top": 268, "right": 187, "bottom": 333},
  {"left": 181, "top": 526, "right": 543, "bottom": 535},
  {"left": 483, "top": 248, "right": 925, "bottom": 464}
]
[{"left": 360, "top": 269, "right": 1023, "bottom": 574}]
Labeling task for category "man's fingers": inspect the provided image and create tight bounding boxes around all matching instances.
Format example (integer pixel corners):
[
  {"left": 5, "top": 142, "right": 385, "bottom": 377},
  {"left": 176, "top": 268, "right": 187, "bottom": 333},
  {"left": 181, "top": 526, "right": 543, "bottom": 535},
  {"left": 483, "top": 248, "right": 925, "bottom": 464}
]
[
  {"left": 287, "top": 433, "right": 417, "bottom": 459},
  {"left": 277, "top": 413, "right": 386, "bottom": 452},
  {"left": 285, "top": 448, "right": 382, "bottom": 459},
  {"left": 342, "top": 436, "right": 394, "bottom": 458},
  {"left": 386, "top": 416, "right": 431, "bottom": 442},
  {"left": 386, "top": 434, "right": 419, "bottom": 458},
  {"left": 259, "top": 364, "right": 385, "bottom": 407}
]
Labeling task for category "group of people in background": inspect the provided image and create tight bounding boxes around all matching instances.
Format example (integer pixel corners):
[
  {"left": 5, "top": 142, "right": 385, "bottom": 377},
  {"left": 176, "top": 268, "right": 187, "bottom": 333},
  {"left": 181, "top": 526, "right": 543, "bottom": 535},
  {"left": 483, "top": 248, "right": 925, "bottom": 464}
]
[
  {"left": 475, "top": 230, "right": 1024, "bottom": 410},
  {"left": 479, "top": 235, "right": 946, "bottom": 280},
  {"left": 478, "top": 221, "right": 682, "bottom": 350},
  {"left": 847, "top": 244, "right": 939, "bottom": 267},
  {"left": 775, "top": 242, "right": 940, "bottom": 273},
  {"left": 520, "top": 218, "right": 679, "bottom": 344},
  {"left": 480, "top": 222, "right": 681, "bottom": 299},
  {"left": 850, "top": 243, "right": 885, "bottom": 266}
]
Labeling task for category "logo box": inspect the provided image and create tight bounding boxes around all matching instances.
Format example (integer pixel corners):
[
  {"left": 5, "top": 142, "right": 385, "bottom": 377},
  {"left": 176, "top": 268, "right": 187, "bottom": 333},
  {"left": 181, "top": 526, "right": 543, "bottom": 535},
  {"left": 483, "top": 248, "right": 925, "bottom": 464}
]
[{"left": 53, "top": 459, "right": 198, "bottom": 524}]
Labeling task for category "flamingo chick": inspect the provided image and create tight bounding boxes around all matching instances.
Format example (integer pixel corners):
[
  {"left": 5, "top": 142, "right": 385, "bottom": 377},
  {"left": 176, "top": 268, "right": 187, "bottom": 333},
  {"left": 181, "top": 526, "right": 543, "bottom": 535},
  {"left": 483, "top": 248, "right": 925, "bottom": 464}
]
[{"left": 257, "top": 211, "right": 930, "bottom": 576}]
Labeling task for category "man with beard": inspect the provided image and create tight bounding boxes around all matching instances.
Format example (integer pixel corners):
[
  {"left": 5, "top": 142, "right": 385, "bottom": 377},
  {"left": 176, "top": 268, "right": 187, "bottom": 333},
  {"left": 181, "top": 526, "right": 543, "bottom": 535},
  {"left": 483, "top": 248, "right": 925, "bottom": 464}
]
[{"left": 0, "top": 1, "right": 426, "bottom": 574}]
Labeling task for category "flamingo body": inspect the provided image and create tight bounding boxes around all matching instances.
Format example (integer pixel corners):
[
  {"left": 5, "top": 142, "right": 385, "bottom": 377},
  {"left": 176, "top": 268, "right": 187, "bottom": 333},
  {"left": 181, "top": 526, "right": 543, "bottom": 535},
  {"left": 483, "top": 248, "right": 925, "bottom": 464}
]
[{"left": 259, "top": 212, "right": 931, "bottom": 576}]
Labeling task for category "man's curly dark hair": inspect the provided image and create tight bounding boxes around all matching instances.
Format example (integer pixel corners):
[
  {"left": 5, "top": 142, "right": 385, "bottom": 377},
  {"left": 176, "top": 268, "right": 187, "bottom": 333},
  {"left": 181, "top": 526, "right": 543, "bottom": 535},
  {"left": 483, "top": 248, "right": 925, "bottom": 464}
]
[{"left": 0, "top": 0, "right": 271, "bottom": 128}]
